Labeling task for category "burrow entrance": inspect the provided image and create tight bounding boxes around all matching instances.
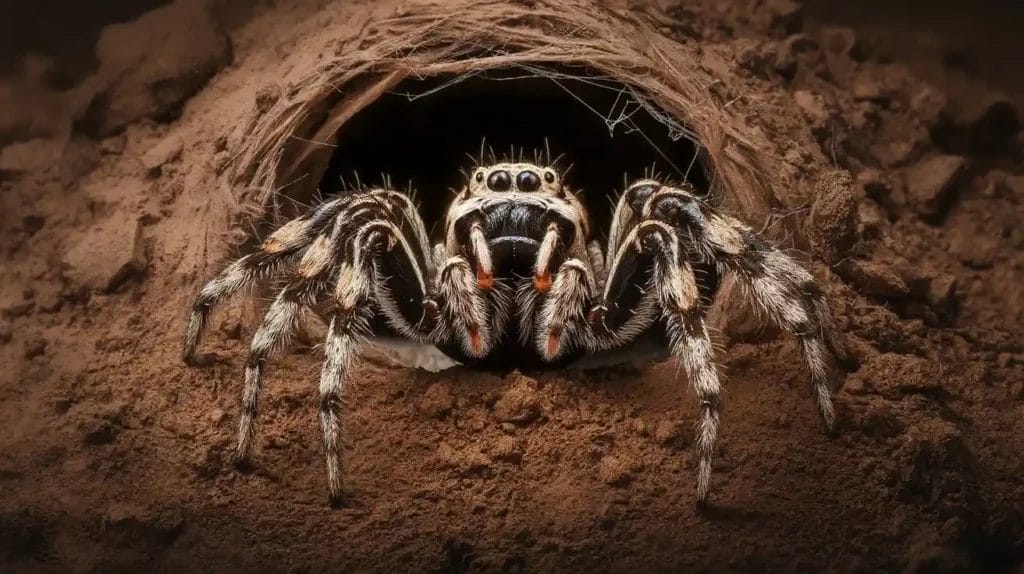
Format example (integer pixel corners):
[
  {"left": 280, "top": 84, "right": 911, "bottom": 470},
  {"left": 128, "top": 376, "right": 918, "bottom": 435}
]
[{"left": 313, "top": 67, "right": 710, "bottom": 238}]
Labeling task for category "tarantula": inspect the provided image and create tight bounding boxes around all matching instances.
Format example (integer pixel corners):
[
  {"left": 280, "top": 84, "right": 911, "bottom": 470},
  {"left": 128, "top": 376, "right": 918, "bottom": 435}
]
[{"left": 182, "top": 159, "right": 845, "bottom": 506}]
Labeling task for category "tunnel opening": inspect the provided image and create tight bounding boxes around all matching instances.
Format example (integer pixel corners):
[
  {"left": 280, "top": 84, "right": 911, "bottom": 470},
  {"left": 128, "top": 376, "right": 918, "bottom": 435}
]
[{"left": 314, "top": 66, "right": 710, "bottom": 239}]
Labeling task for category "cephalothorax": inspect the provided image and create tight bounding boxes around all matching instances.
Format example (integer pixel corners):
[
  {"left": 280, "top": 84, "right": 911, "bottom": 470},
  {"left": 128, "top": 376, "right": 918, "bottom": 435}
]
[{"left": 183, "top": 159, "right": 845, "bottom": 506}]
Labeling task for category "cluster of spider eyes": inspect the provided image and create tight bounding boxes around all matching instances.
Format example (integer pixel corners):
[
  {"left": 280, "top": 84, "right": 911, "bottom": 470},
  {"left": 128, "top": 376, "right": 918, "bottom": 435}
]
[{"left": 473, "top": 168, "right": 557, "bottom": 192}]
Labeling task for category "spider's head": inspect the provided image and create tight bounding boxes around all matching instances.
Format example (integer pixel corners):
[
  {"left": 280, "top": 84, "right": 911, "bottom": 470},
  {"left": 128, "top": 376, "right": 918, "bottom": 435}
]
[
  {"left": 466, "top": 163, "right": 563, "bottom": 196},
  {"left": 447, "top": 161, "right": 588, "bottom": 279}
]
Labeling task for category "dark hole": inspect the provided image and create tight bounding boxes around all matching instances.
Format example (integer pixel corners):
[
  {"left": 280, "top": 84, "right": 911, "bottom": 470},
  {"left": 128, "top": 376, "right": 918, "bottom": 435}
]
[{"left": 316, "top": 67, "right": 709, "bottom": 240}]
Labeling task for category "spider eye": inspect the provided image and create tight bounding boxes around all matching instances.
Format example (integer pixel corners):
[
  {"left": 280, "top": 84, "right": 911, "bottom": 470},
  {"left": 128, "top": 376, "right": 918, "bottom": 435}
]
[
  {"left": 474, "top": 170, "right": 484, "bottom": 183},
  {"left": 544, "top": 170, "right": 556, "bottom": 184},
  {"left": 517, "top": 170, "right": 541, "bottom": 192},
  {"left": 487, "top": 170, "right": 512, "bottom": 192}
]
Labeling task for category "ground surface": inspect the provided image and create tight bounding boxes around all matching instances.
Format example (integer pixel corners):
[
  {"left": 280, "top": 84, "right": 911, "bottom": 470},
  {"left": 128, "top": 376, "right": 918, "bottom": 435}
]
[{"left": 1, "top": 0, "right": 1022, "bottom": 572}]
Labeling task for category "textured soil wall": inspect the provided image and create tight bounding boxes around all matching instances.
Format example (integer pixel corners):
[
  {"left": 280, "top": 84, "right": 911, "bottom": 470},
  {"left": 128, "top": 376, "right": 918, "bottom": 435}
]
[{"left": 0, "top": 0, "right": 1022, "bottom": 572}]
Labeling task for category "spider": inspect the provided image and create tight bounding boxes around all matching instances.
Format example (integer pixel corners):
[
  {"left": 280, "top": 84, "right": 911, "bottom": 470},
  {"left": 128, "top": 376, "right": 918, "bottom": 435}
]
[{"left": 182, "top": 158, "right": 845, "bottom": 506}]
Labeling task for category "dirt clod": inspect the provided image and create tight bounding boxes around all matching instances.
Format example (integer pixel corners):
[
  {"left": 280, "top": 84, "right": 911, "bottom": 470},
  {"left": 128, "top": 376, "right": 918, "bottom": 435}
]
[
  {"left": 856, "top": 402, "right": 903, "bottom": 438},
  {"left": 599, "top": 455, "right": 636, "bottom": 486},
  {"left": 838, "top": 258, "right": 910, "bottom": 299},
  {"left": 793, "top": 89, "right": 830, "bottom": 125},
  {"left": 652, "top": 419, "right": 689, "bottom": 448},
  {"left": 808, "top": 169, "right": 858, "bottom": 263},
  {"left": 488, "top": 436, "right": 523, "bottom": 464},
  {"left": 416, "top": 382, "right": 456, "bottom": 419},
  {"left": 817, "top": 26, "right": 857, "bottom": 57},
  {"left": 492, "top": 375, "right": 541, "bottom": 425},
  {"left": 898, "top": 420, "right": 970, "bottom": 502},
  {"left": 62, "top": 215, "right": 147, "bottom": 293},
  {"left": 140, "top": 136, "right": 183, "bottom": 177},
  {"left": 856, "top": 354, "right": 945, "bottom": 399},
  {"left": 904, "top": 155, "right": 967, "bottom": 220},
  {"left": 436, "top": 443, "right": 491, "bottom": 476}
]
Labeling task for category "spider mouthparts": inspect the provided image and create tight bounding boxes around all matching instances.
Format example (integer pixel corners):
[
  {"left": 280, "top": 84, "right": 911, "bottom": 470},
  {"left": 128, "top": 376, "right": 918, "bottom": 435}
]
[
  {"left": 476, "top": 270, "right": 494, "bottom": 290},
  {"left": 468, "top": 326, "right": 484, "bottom": 355},
  {"left": 533, "top": 272, "right": 552, "bottom": 293},
  {"left": 586, "top": 305, "right": 611, "bottom": 336},
  {"left": 545, "top": 327, "right": 562, "bottom": 358},
  {"left": 420, "top": 299, "right": 440, "bottom": 331}
]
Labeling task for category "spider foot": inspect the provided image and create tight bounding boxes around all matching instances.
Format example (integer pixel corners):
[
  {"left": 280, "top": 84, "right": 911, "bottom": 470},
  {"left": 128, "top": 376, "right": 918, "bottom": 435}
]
[
  {"left": 328, "top": 490, "right": 350, "bottom": 509},
  {"left": 231, "top": 451, "right": 257, "bottom": 473},
  {"left": 184, "top": 351, "right": 225, "bottom": 367}
]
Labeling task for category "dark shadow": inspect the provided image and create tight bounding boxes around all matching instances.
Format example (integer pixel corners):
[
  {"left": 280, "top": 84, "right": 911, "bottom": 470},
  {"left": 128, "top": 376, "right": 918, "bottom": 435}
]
[{"left": 1, "top": 0, "right": 171, "bottom": 88}]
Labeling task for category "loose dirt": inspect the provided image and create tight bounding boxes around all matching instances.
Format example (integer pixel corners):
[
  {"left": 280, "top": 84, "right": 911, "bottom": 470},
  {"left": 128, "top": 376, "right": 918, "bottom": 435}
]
[{"left": 1, "top": 0, "right": 1021, "bottom": 572}]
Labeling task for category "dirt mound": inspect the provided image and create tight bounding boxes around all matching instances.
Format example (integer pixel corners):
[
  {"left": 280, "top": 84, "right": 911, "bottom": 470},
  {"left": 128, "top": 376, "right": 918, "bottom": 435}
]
[{"left": 0, "top": 0, "right": 1022, "bottom": 572}]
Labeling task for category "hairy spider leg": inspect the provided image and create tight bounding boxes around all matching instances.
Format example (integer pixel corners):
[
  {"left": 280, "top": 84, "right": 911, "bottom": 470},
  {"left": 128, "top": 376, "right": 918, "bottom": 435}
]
[
  {"left": 535, "top": 259, "right": 596, "bottom": 361},
  {"left": 639, "top": 220, "right": 724, "bottom": 504},
  {"left": 434, "top": 256, "right": 493, "bottom": 357},
  {"left": 235, "top": 230, "right": 337, "bottom": 464},
  {"left": 319, "top": 212, "right": 436, "bottom": 506},
  {"left": 231, "top": 192, "right": 435, "bottom": 466},
  {"left": 182, "top": 197, "right": 348, "bottom": 363},
  {"left": 634, "top": 180, "right": 844, "bottom": 430}
]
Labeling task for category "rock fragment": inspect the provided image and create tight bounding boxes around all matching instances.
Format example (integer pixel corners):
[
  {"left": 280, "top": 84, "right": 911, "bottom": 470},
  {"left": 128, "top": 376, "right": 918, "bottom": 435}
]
[
  {"left": 599, "top": 455, "right": 636, "bottom": 486},
  {"left": 140, "top": 136, "right": 183, "bottom": 177},
  {"left": 488, "top": 436, "right": 523, "bottom": 464},
  {"left": 436, "top": 443, "right": 491, "bottom": 476},
  {"left": 63, "top": 215, "right": 147, "bottom": 293},
  {"left": 808, "top": 170, "right": 858, "bottom": 264},
  {"left": 856, "top": 353, "right": 945, "bottom": 399},
  {"left": 838, "top": 259, "right": 910, "bottom": 299},
  {"left": 493, "top": 374, "right": 541, "bottom": 425},
  {"left": 652, "top": 419, "right": 689, "bottom": 448},
  {"left": 903, "top": 155, "right": 967, "bottom": 220}
]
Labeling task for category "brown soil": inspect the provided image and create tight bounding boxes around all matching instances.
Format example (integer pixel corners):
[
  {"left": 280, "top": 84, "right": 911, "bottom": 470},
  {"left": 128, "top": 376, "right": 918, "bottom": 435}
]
[{"left": 1, "top": 0, "right": 1022, "bottom": 572}]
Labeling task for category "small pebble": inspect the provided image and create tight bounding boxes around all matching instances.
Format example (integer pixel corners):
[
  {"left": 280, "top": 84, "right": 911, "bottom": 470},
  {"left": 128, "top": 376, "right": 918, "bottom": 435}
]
[{"left": 599, "top": 455, "right": 636, "bottom": 487}]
